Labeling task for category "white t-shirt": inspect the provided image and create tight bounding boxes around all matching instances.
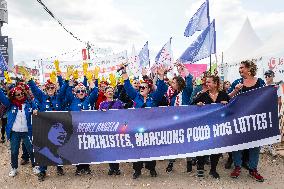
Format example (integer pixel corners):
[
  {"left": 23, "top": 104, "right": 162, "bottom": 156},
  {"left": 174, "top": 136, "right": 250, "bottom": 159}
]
[{"left": 12, "top": 104, "right": 28, "bottom": 132}]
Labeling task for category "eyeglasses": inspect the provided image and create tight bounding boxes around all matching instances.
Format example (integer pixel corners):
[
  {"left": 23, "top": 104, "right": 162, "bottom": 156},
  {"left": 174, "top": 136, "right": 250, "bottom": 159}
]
[
  {"left": 15, "top": 92, "right": 24, "bottom": 97},
  {"left": 46, "top": 86, "right": 55, "bottom": 90},
  {"left": 76, "top": 90, "right": 86, "bottom": 94},
  {"left": 139, "top": 86, "right": 148, "bottom": 90}
]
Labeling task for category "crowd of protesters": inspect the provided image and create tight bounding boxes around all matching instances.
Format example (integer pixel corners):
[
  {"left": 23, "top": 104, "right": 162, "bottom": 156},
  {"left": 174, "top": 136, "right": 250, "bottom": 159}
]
[{"left": 0, "top": 60, "right": 283, "bottom": 182}]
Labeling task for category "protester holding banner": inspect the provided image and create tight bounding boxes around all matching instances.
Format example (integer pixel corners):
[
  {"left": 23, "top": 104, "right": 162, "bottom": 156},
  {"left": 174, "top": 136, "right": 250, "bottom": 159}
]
[
  {"left": 190, "top": 71, "right": 210, "bottom": 103},
  {"left": 99, "top": 86, "right": 124, "bottom": 176},
  {"left": 121, "top": 64, "right": 168, "bottom": 179},
  {"left": 193, "top": 75, "right": 230, "bottom": 179},
  {"left": 64, "top": 79, "right": 98, "bottom": 175},
  {"left": 27, "top": 75, "right": 69, "bottom": 181},
  {"left": 228, "top": 60, "right": 265, "bottom": 182},
  {"left": 0, "top": 85, "right": 39, "bottom": 177},
  {"left": 165, "top": 63, "right": 194, "bottom": 173}
]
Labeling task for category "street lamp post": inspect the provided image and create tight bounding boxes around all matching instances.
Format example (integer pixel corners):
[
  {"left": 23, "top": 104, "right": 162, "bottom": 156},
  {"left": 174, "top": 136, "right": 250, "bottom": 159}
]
[{"left": 0, "top": 0, "right": 8, "bottom": 36}]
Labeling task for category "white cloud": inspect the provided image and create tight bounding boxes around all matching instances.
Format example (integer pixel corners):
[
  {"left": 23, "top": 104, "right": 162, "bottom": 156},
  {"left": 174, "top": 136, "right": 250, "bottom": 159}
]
[{"left": 3, "top": 0, "right": 148, "bottom": 64}]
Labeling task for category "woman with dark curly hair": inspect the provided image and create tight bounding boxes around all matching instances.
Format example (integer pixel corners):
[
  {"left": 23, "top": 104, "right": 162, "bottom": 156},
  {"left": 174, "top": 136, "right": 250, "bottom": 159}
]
[
  {"left": 228, "top": 60, "right": 265, "bottom": 182},
  {"left": 165, "top": 63, "right": 194, "bottom": 173}
]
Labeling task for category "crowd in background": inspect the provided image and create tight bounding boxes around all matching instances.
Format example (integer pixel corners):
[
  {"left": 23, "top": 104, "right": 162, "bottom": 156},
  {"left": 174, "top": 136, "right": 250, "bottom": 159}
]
[{"left": 0, "top": 60, "right": 283, "bottom": 182}]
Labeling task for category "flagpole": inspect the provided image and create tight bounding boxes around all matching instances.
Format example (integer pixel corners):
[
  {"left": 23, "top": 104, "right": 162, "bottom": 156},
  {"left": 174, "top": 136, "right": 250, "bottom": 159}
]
[{"left": 210, "top": 55, "right": 212, "bottom": 73}]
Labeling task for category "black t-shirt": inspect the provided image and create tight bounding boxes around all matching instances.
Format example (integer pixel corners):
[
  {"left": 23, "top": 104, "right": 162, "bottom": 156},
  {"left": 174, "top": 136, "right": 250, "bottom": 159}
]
[
  {"left": 241, "top": 78, "right": 263, "bottom": 93},
  {"left": 193, "top": 91, "right": 230, "bottom": 105}
]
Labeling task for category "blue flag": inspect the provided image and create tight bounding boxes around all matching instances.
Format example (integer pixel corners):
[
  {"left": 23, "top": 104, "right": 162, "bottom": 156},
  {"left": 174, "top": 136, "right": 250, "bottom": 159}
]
[
  {"left": 155, "top": 37, "right": 173, "bottom": 67},
  {"left": 180, "top": 19, "right": 216, "bottom": 63},
  {"left": 0, "top": 51, "right": 8, "bottom": 77},
  {"left": 138, "top": 41, "right": 150, "bottom": 68},
  {"left": 184, "top": 0, "right": 210, "bottom": 37}
]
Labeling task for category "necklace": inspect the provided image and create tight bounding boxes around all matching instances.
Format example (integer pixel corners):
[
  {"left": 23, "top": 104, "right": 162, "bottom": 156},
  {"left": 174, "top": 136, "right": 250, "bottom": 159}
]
[{"left": 209, "top": 91, "right": 218, "bottom": 96}]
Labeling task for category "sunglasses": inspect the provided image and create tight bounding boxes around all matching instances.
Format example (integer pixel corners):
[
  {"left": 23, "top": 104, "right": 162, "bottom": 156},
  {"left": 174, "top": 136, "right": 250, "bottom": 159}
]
[
  {"left": 46, "top": 86, "right": 55, "bottom": 90},
  {"left": 265, "top": 75, "right": 272, "bottom": 78},
  {"left": 76, "top": 90, "right": 86, "bottom": 94},
  {"left": 139, "top": 86, "right": 148, "bottom": 90},
  {"left": 15, "top": 92, "right": 24, "bottom": 97}
]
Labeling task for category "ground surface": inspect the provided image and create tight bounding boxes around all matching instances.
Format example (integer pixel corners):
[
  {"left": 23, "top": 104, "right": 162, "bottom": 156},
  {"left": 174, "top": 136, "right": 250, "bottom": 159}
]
[{"left": 1, "top": 142, "right": 284, "bottom": 189}]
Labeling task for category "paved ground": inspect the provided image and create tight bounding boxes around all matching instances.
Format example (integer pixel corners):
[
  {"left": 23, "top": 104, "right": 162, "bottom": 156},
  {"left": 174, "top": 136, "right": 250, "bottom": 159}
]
[{"left": 1, "top": 142, "right": 284, "bottom": 189}]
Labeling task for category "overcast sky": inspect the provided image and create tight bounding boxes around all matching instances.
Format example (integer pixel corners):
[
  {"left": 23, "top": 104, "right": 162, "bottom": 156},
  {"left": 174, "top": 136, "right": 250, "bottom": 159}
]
[{"left": 3, "top": 0, "right": 284, "bottom": 66}]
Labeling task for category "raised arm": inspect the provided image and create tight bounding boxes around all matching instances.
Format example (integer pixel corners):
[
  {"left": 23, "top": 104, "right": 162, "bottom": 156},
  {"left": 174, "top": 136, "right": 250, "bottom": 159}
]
[
  {"left": 121, "top": 66, "right": 139, "bottom": 100},
  {"left": 0, "top": 89, "right": 11, "bottom": 108},
  {"left": 151, "top": 65, "right": 168, "bottom": 102},
  {"left": 57, "top": 74, "right": 64, "bottom": 88},
  {"left": 28, "top": 79, "right": 45, "bottom": 102}
]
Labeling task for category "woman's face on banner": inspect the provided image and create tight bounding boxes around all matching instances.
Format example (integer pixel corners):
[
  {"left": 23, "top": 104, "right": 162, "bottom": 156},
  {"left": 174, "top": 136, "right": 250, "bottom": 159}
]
[{"left": 48, "top": 123, "right": 68, "bottom": 146}]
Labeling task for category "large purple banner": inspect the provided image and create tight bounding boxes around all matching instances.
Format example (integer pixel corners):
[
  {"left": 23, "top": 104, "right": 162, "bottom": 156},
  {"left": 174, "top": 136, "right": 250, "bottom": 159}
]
[{"left": 32, "top": 86, "right": 280, "bottom": 166}]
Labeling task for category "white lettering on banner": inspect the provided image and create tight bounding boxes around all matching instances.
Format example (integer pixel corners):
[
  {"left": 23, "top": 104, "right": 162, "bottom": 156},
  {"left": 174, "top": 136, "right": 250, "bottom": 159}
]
[
  {"left": 76, "top": 112, "right": 274, "bottom": 150},
  {"left": 186, "top": 125, "right": 210, "bottom": 142},
  {"left": 78, "top": 133, "right": 134, "bottom": 150},
  {"left": 77, "top": 122, "right": 120, "bottom": 133},
  {"left": 233, "top": 113, "right": 270, "bottom": 134},
  {"left": 134, "top": 129, "right": 184, "bottom": 147},
  {"left": 213, "top": 122, "right": 232, "bottom": 137}
]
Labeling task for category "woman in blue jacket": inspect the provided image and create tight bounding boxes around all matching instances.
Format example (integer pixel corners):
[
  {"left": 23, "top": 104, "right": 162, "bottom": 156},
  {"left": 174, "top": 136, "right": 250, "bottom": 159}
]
[
  {"left": 121, "top": 65, "right": 168, "bottom": 179},
  {"left": 64, "top": 80, "right": 98, "bottom": 175},
  {"left": 28, "top": 78, "right": 69, "bottom": 181},
  {"left": 165, "top": 63, "right": 194, "bottom": 173},
  {"left": 0, "top": 86, "right": 38, "bottom": 177}
]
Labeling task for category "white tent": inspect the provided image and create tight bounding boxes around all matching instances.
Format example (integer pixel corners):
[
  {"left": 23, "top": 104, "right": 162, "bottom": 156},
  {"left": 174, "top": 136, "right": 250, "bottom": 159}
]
[
  {"left": 225, "top": 18, "right": 262, "bottom": 63},
  {"left": 222, "top": 18, "right": 263, "bottom": 82}
]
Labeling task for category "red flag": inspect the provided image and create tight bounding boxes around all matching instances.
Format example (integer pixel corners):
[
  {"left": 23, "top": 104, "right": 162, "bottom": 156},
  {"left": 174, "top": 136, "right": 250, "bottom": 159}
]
[{"left": 82, "top": 49, "right": 87, "bottom": 60}]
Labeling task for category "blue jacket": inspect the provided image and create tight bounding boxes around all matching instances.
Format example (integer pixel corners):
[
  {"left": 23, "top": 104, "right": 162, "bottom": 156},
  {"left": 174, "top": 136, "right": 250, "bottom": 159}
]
[
  {"left": 0, "top": 90, "right": 37, "bottom": 140},
  {"left": 57, "top": 75, "right": 64, "bottom": 88},
  {"left": 65, "top": 86, "right": 99, "bottom": 111},
  {"left": 169, "top": 74, "right": 193, "bottom": 106},
  {"left": 28, "top": 79, "right": 69, "bottom": 111},
  {"left": 124, "top": 79, "right": 167, "bottom": 108}
]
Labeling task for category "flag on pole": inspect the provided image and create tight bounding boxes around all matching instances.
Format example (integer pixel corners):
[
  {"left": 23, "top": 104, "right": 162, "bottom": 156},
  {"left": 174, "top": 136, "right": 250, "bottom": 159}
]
[
  {"left": 155, "top": 37, "right": 173, "bottom": 68},
  {"left": 138, "top": 41, "right": 150, "bottom": 68},
  {"left": 180, "top": 19, "right": 216, "bottom": 63},
  {"left": 0, "top": 51, "right": 8, "bottom": 77},
  {"left": 128, "top": 45, "right": 140, "bottom": 77},
  {"left": 184, "top": 0, "right": 210, "bottom": 37}
]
